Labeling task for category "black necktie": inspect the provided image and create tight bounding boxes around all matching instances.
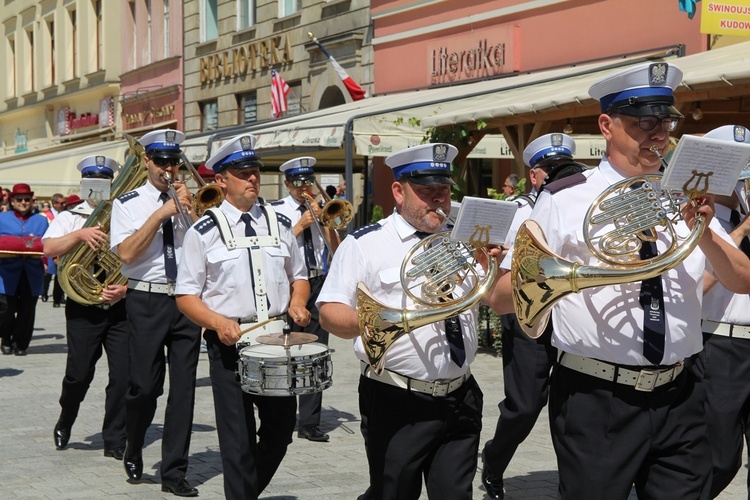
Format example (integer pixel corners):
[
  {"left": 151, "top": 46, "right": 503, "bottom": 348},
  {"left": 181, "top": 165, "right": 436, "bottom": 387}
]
[
  {"left": 730, "top": 209, "right": 750, "bottom": 258},
  {"left": 159, "top": 192, "right": 177, "bottom": 283},
  {"left": 298, "top": 204, "right": 317, "bottom": 271},
  {"left": 414, "top": 230, "right": 466, "bottom": 367},
  {"left": 639, "top": 235, "right": 665, "bottom": 365}
]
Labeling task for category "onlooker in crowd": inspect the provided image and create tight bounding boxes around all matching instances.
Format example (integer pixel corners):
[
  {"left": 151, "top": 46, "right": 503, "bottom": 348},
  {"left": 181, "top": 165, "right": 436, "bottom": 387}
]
[
  {"left": 335, "top": 180, "right": 347, "bottom": 199},
  {"left": 0, "top": 183, "right": 49, "bottom": 355},
  {"left": 271, "top": 157, "right": 341, "bottom": 442},
  {"left": 42, "top": 193, "right": 66, "bottom": 305},
  {"left": 110, "top": 129, "right": 201, "bottom": 497},
  {"left": 43, "top": 155, "right": 129, "bottom": 460},
  {"left": 325, "top": 184, "right": 337, "bottom": 200},
  {"left": 494, "top": 62, "right": 750, "bottom": 499},
  {"left": 318, "top": 143, "right": 505, "bottom": 499},
  {"left": 501, "top": 173, "right": 520, "bottom": 199},
  {"left": 482, "top": 133, "right": 579, "bottom": 499},
  {"left": 694, "top": 124, "right": 750, "bottom": 498},
  {"left": 176, "top": 134, "right": 311, "bottom": 499}
]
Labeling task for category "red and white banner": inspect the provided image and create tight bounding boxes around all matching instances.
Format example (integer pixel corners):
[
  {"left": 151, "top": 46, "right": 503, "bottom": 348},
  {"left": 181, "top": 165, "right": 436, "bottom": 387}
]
[
  {"left": 271, "top": 68, "right": 290, "bottom": 119},
  {"left": 311, "top": 36, "right": 367, "bottom": 101}
]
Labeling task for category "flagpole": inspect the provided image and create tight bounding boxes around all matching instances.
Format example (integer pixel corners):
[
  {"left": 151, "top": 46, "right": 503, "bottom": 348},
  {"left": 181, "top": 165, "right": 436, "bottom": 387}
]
[{"left": 262, "top": 53, "right": 307, "bottom": 114}]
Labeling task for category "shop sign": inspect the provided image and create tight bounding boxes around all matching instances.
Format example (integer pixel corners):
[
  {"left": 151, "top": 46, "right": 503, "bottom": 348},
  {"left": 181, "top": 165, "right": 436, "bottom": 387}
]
[
  {"left": 123, "top": 105, "right": 176, "bottom": 128},
  {"left": 56, "top": 106, "right": 100, "bottom": 135},
  {"left": 199, "top": 33, "right": 293, "bottom": 84},
  {"left": 99, "top": 97, "right": 115, "bottom": 128},
  {"left": 430, "top": 39, "right": 508, "bottom": 84},
  {"left": 701, "top": 1, "right": 750, "bottom": 35}
]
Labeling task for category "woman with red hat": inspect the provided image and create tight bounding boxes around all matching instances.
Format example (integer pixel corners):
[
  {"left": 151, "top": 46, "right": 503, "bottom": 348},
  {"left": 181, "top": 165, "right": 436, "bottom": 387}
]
[{"left": 0, "top": 183, "right": 49, "bottom": 355}]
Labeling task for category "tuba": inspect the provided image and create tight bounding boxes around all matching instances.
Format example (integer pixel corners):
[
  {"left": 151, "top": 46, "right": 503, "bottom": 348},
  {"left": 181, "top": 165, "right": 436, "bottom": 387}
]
[
  {"left": 357, "top": 209, "right": 498, "bottom": 374},
  {"left": 511, "top": 161, "right": 710, "bottom": 339},
  {"left": 57, "top": 135, "right": 148, "bottom": 305}
]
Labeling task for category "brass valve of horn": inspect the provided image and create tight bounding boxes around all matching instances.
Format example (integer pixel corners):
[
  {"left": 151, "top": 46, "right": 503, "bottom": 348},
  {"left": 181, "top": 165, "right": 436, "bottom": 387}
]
[
  {"left": 357, "top": 212, "right": 498, "bottom": 374},
  {"left": 511, "top": 161, "right": 710, "bottom": 339}
]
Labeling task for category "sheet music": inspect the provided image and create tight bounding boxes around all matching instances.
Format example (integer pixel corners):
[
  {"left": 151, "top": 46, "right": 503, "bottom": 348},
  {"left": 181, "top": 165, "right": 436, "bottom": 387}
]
[
  {"left": 661, "top": 135, "right": 750, "bottom": 196},
  {"left": 450, "top": 196, "right": 517, "bottom": 246}
]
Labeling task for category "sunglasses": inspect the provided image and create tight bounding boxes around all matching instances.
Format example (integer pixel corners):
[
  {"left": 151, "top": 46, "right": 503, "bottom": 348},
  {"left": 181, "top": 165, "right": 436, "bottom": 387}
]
[
  {"left": 290, "top": 179, "right": 315, "bottom": 188},
  {"left": 617, "top": 114, "right": 680, "bottom": 133},
  {"left": 13, "top": 197, "right": 32, "bottom": 202},
  {"left": 151, "top": 157, "right": 181, "bottom": 167}
]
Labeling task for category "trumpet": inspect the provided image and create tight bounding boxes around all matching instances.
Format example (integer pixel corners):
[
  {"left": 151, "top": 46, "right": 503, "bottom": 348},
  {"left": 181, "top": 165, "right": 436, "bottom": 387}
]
[
  {"left": 179, "top": 152, "right": 225, "bottom": 217},
  {"left": 314, "top": 179, "right": 354, "bottom": 230},
  {"left": 301, "top": 190, "right": 335, "bottom": 261},
  {"left": 163, "top": 171, "right": 193, "bottom": 228}
]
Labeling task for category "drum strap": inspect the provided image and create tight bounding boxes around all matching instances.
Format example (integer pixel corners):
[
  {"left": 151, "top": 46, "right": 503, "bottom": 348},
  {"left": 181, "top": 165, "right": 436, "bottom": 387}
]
[{"left": 206, "top": 205, "right": 283, "bottom": 322}]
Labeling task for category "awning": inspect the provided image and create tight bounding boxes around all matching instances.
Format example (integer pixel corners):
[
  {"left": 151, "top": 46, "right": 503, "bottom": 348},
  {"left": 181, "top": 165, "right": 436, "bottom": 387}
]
[{"left": 0, "top": 140, "right": 130, "bottom": 198}]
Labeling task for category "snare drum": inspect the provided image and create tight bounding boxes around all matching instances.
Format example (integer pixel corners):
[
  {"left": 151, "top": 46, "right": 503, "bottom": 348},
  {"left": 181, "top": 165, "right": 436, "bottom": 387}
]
[{"left": 238, "top": 342, "right": 333, "bottom": 396}]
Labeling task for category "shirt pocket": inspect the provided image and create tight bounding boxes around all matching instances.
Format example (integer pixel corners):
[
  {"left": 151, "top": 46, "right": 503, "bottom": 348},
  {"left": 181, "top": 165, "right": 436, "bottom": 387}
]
[
  {"left": 206, "top": 247, "right": 244, "bottom": 288},
  {"left": 264, "top": 246, "right": 291, "bottom": 285},
  {"left": 378, "top": 267, "right": 402, "bottom": 295}
]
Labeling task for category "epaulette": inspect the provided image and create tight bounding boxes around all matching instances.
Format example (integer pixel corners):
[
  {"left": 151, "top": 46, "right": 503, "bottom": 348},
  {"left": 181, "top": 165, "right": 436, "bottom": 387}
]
[
  {"left": 543, "top": 172, "right": 587, "bottom": 195},
  {"left": 193, "top": 217, "right": 216, "bottom": 235},
  {"left": 117, "top": 191, "right": 139, "bottom": 203},
  {"left": 352, "top": 222, "right": 382, "bottom": 239},
  {"left": 269, "top": 199, "right": 285, "bottom": 206},
  {"left": 277, "top": 213, "right": 292, "bottom": 229},
  {"left": 514, "top": 194, "right": 536, "bottom": 209}
]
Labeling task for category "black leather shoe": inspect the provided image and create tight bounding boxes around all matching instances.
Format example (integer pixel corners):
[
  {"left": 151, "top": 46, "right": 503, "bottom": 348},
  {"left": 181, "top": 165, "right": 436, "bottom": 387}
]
[
  {"left": 161, "top": 477, "right": 198, "bottom": 497},
  {"left": 14, "top": 348, "right": 27, "bottom": 356},
  {"left": 481, "top": 450, "right": 504, "bottom": 500},
  {"left": 123, "top": 447, "right": 143, "bottom": 481},
  {"left": 297, "top": 425, "right": 330, "bottom": 442},
  {"left": 53, "top": 303, "right": 61, "bottom": 308},
  {"left": 104, "top": 447, "right": 125, "bottom": 460},
  {"left": 1, "top": 345, "right": 12, "bottom": 355},
  {"left": 53, "top": 423, "right": 71, "bottom": 450}
]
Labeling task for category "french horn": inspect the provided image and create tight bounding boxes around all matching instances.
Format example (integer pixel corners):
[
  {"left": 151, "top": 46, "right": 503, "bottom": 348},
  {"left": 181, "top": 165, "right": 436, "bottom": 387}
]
[
  {"left": 511, "top": 150, "right": 711, "bottom": 339},
  {"left": 357, "top": 209, "right": 498, "bottom": 374}
]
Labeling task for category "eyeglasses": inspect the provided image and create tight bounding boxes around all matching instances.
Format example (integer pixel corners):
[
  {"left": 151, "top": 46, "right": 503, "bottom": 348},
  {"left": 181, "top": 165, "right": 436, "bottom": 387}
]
[
  {"left": 13, "top": 197, "right": 32, "bottom": 202},
  {"left": 150, "top": 157, "right": 181, "bottom": 167},
  {"left": 53, "top": 200, "right": 65, "bottom": 205},
  {"left": 291, "top": 179, "right": 315, "bottom": 188},
  {"left": 617, "top": 114, "right": 680, "bottom": 132}
]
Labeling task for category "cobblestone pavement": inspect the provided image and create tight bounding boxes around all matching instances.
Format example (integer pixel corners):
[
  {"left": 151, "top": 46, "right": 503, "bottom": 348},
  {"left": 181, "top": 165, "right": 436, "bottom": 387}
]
[{"left": 0, "top": 301, "right": 745, "bottom": 498}]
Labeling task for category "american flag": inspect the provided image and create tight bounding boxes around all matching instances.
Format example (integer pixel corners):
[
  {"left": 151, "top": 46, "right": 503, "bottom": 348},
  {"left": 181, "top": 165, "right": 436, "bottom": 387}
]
[{"left": 271, "top": 68, "right": 290, "bottom": 119}]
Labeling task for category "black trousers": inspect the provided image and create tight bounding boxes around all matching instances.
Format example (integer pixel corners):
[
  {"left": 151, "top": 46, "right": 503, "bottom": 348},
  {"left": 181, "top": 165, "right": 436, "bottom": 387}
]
[
  {"left": 550, "top": 358, "right": 711, "bottom": 500},
  {"left": 483, "top": 314, "right": 556, "bottom": 477},
  {"left": 357, "top": 375, "right": 483, "bottom": 500},
  {"left": 205, "top": 330, "right": 297, "bottom": 500},
  {"left": 289, "top": 275, "right": 329, "bottom": 427},
  {"left": 694, "top": 332, "right": 750, "bottom": 498},
  {"left": 43, "top": 273, "right": 64, "bottom": 304},
  {"left": 0, "top": 270, "right": 39, "bottom": 350},
  {"left": 58, "top": 299, "right": 129, "bottom": 449},
  {"left": 124, "top": 290, "right": 200, "bottom": 481}
]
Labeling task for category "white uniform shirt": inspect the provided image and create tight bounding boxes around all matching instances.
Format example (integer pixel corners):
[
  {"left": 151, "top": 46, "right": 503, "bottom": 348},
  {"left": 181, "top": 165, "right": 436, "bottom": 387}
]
[
  {"left": 502, "top": 196, "right": 534, "bottom": 253},
  {"left": 504, "top": 157, "right": 733, "bottom": 366},
  {"left": 110, "top": 182, "right": 190, "bottom": 283},
  {"left": 175, "top": 200, "right": 306, "bottom": 321},
  {"left": 702, "top": 203, "right": 750, "bottom": 326},
  {"left": 42, "top": 201, "right": 95, "bottom": 239},
  {"left": 316, "top": 210, "right": 478, "bottom": 381},
  {"left": 271, "top": 195, "right": 327, "bottom": 274}
]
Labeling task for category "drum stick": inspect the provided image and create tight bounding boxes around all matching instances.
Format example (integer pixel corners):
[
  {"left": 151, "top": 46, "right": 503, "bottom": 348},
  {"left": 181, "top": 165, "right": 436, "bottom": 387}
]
[{"left": 239, "top": 317, "right": 276, "bottom": 335}]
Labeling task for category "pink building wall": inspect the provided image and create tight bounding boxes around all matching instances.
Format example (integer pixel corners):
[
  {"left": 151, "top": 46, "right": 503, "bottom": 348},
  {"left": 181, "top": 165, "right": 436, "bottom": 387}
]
[{"left": 372, "top": 0, "right": 707, "bottom": 93}]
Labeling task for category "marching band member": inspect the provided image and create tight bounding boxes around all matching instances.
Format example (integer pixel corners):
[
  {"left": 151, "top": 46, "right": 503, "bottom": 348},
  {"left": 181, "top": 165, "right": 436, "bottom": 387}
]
[
  {"left": 0, "top": 183, "right": 48, "bottom": 356},
  {"left": 44, "top": 156, "right": 129, "bottom": 459},
  {"left": 493, "top": 63, "right": 750, "bottom": 499},
  {"left": 176, "top": 134, "right": 310, "bottom": 500},
  {"left": 110, "top": 129, "right": 201, "bottom": 496},
  {"left": 270, "top": 156, "right": 340, "bottom": 442},
  {"left": 317, "top": 143, "right": 504, "bottom": 500}
]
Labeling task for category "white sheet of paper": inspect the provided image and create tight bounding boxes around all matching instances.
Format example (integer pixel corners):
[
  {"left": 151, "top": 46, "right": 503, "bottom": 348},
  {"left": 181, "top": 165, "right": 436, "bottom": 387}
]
[
  {"left": 450, "top": 196, "right": 517, "bottom": 246},
  {"left": 661, "top": 135, "right": 750, "bottom": 196}
]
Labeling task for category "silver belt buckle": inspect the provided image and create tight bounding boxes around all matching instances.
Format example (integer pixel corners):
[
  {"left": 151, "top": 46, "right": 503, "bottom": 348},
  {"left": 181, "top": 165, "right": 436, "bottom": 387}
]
[
  {"left": 431, "top": 379, "right": 451, "bottom": 397},
  {"left": 166, "top": 283, "right": 176, "bottom": 296},
  {"left": 634, "top": 369, "right": 659, "bottom": 392}
]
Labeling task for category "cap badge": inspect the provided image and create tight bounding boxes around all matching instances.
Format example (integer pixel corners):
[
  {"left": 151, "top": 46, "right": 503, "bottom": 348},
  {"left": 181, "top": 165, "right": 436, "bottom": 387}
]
[
  {"left": 551, "top": 134, "right": 563, "bottom": 147},
  {"left": 648, "top": 63, "right": 668, "bottom": 86},
  {"left": 165, "top": 130, "right": 177, "bottom": 143},
  {"left": 433, "top": 144, "right": 448, "bottom": 162},
  {"left": 734, "top": 125, "right": 747, "bottom": 143},
  {"left": 95, "top": 155, "right": 105, "bottom": 166},
  {"left": 300, "top": 158, "right": 310, "bottom": 167},
  {"left": 240, "top": 135, "right": 253, "bottom": 151}
]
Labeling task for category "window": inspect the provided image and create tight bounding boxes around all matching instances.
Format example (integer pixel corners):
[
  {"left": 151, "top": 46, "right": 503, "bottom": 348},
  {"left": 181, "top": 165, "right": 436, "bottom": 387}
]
[
  {"left": 68, "top": 8, "right": 77, "bottom": 78},
  {"left": 201, "top": 0, "right": 218, "bottom": 42},
  {"left": 164, "top": 0, "right": 170, "bottom": 57},
  {"left": 93, "top": 0, "right": 102, "bottom": 70},
  {"left": 278, "top": 0, "right": 300, "bottom": 18},
  {"left": 129, "top": 1, "right": 136, "bottom": 68},
  {"left": 286, "top": 81, "right": 302, "bottom": 116},
  {"left": 25, "top": 27, "right": 34, "bottom": 92},
  {"left": 47, "top": 20, "right": 55, "bottom": 85},
  {"left": 6, "top": 35, "right": 16, "bottom": 97},
  {"left": 201, "top": 100, "right": 219, "bottom": 131},
  {"left": 238, "top": 0, "right": 255, "bottom": 30},
  {"left": 237, "top": 92, "right": 257, "bottom": 124},
  {"left": 146, "top": 0, "right": 152, "bottom": 65}
]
